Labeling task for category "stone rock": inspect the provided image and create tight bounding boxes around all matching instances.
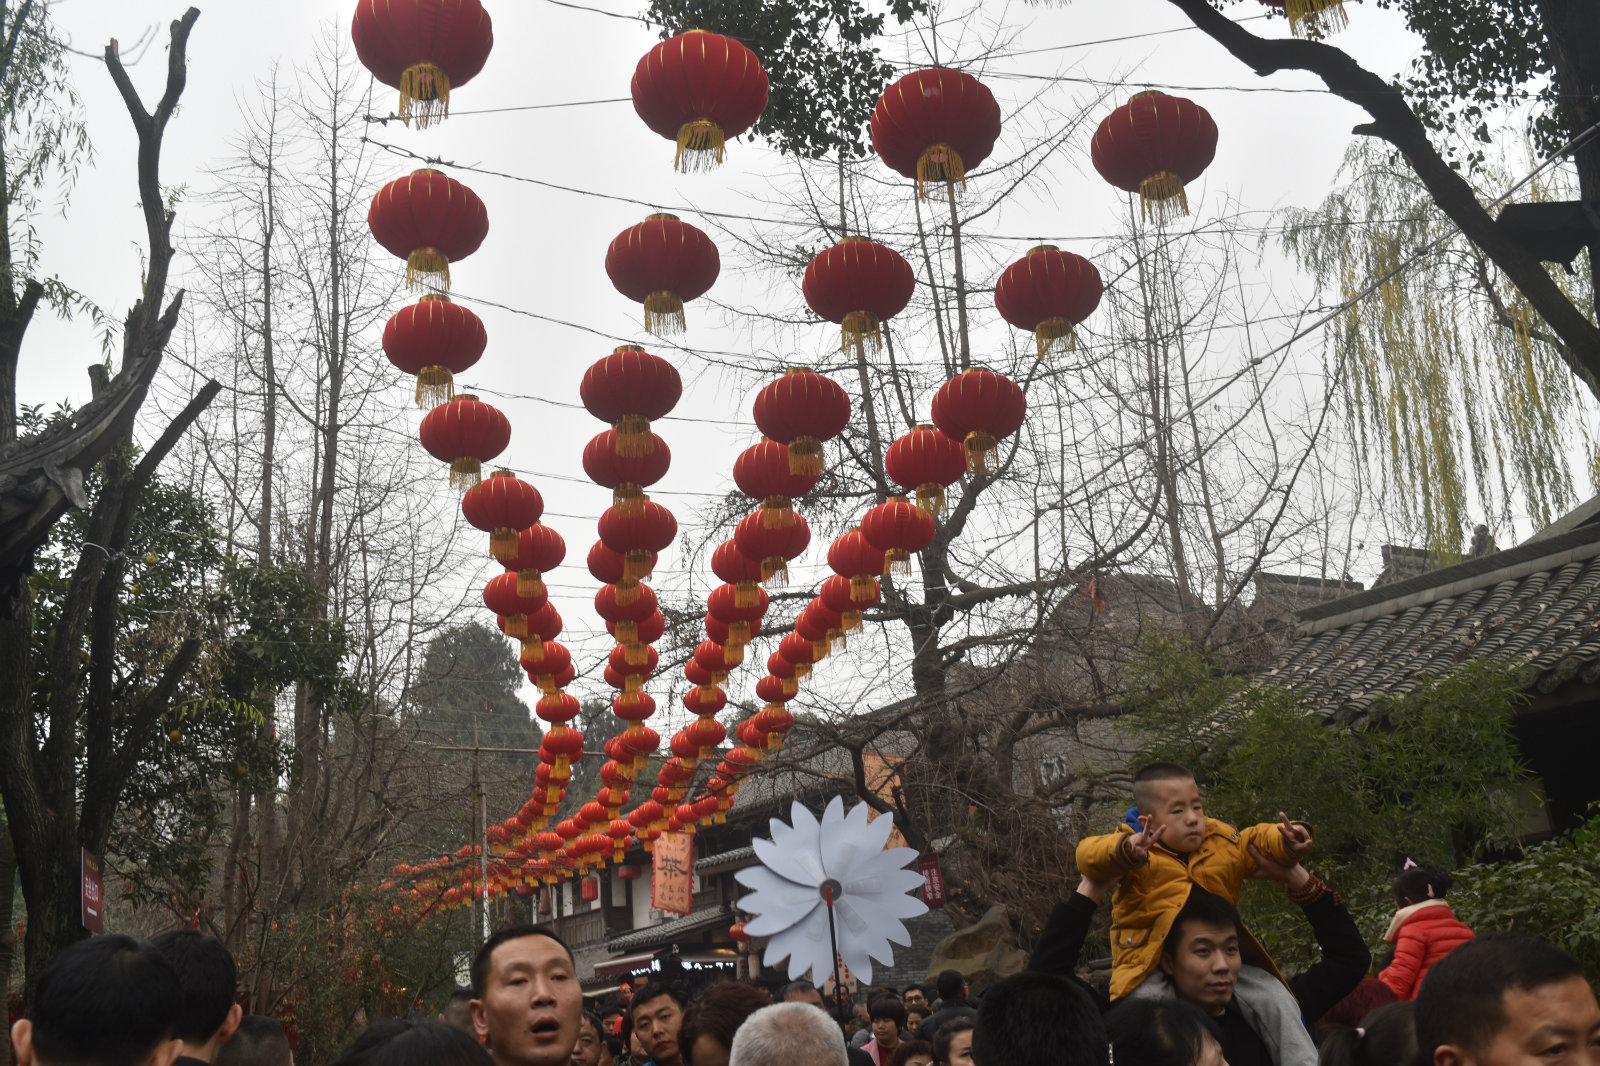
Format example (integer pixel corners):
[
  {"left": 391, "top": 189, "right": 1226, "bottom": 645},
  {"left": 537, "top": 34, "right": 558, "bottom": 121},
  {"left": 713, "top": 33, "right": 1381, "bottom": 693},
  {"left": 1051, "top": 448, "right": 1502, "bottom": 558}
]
[{"left": 925, "top": 905, "right": 1027, "bottom": 993}]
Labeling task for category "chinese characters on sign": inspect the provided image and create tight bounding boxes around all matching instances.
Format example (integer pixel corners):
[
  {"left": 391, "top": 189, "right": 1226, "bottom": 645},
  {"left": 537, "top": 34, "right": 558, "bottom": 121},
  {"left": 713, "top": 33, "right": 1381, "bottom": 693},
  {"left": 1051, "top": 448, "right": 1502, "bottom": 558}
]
[
  {"left": 81, "top": 849, "right": 105, "bottom": 933},
  {"left": 651, "top": 831, "right": 695, "bottom": 916},
  {"left": 917, "top": 853, "right": 945, "bottom": 909}
]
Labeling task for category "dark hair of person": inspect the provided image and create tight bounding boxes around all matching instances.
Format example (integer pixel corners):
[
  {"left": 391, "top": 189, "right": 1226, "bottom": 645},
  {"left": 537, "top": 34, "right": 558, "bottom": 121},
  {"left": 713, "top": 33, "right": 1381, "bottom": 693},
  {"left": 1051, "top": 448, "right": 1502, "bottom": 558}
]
[
  {"left": 1162, "top": 888, "right": 1242, "bottom": 955},
  {"left": 973, "top": 973, "right": 1108, "bottom": 1066},
  {"left": 330, "top": 1019, "right": 493, "bottom": 1066},
  {"left": 27, "top": 935, "right": 183, "bottom": 1066},
  {"left": 215, "top": 1015, "right": 293, "bottom": 1066},
  {"left": 1391, "top": 863, "right": 1453, "bottom": 907},
  {"left": 1316, "top": 976, "right": 1399, "bottom": 1038},
  {"left": 869, "top": 996, "right": 909, "bottom": 1028},
  {"left": 469, "top": 924, "right": 573, "bottom": 996},
  {"left": 908, "top": 1005, "right": 930, "bottom": 1023},
  {"left": 887, "top": 1040, "right": 934, "bottom": 1066},
  {"left": 1133, "top": 762, "right": 1194, "bottom": 785},
  {"left": 933, "top": 1018, "right": 973, "bottom": 1066},
  {"left": 780, "top": 979, "right": 820, "bottom": 1001},
  {"left": 149, "top": 928, "right": 239, "bottom": 1044},
  {"left": 934, "top": 970, "right": 966, "bottom": 1002},
  {"left": 447, "top": 988, "right": 474, "bottom": 1007},
  {"left": 679, "top": 981, "right": 772, "bottom": 1065},
  {"left": 1317, "top": 1001, "right": 1416, "bottom": 1066},
  {"left": 1414, "top": 933, "right": 1585, "bottom": 1060},
  {"left": 1105, "top": 999, "right": 1220, "bottom": 1066},
  {"left": 631, "top": 980, "right": 687, "bottom": 1018}
]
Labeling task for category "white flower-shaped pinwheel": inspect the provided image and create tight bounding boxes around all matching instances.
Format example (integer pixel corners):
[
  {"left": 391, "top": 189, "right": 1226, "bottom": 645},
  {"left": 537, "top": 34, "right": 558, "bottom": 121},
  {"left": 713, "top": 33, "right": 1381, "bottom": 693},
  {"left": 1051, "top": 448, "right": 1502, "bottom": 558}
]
[{"left": 734, "top": 796, "right": 928, "bottom": 985}]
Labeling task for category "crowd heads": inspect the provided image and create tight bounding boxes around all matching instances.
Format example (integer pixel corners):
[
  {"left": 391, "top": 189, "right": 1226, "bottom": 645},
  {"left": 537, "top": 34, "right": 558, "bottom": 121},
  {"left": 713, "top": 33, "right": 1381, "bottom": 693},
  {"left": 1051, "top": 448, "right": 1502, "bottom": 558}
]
[
  {"left": 728, "top": 1003, "right": 848, "bottom": 1066},
  {"left": 12, "top": 935, "right": 184, "bottom": 1066},
  {"left": 149, "top": 928, "right": 245, "bottom": 1059},
  {"left": 1104, "top": 999, "right": 1225, "bottom": 1066},
  {"left": 972, "top": 973, "right": 1107, "bottom": 1066},
  {"left": 214, "top": 1016, "right": 293, "bottom": 1066},
  {"left": 468, "top": 925, "right": 582, "bottom": 1066}
]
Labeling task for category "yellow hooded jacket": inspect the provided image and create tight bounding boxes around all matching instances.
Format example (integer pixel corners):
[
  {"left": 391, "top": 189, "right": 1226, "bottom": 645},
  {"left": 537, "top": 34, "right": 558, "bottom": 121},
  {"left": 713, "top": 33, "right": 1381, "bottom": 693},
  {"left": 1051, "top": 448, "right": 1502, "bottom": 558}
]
[{"left": 1076, "top": 816, "right": 1295, "bottom": 1000}]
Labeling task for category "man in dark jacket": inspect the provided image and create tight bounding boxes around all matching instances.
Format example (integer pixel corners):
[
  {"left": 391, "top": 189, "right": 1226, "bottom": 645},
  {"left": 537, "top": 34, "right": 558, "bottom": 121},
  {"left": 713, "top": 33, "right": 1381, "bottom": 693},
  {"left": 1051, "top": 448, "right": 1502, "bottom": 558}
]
[
  {"left": 913, "top": 971, "right": 978, "bottom": 1044},
  {"left": 1028, "top": 846, "right": 1368, "bottom": 1066}
]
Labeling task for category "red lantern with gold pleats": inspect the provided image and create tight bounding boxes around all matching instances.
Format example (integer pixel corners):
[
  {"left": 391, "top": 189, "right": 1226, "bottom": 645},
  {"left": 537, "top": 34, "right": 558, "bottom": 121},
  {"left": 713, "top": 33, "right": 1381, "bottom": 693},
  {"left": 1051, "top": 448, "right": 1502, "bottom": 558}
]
[
  {"left": 580, "top": 346, "right": 682, "bottom": 456},
  {"left": 418, "top": 393, "right": 510, "bottom": 489},
  {"left": 685, "top": 658, "right": 717, "bottom": 689},
  {"left": 462, "top": 470, "right": 543, "bottom": 562},
  {"left": 631, "top": 29, "right": 769, "bottom": 172},
  {"left": 584, "top": 430, "right": 670, "bottom": 517},
  {"left": 684, "top": 685, "right": 728, "bottom": 719},
  {"left": 368, "top": 169, "right": 489, "bottom": 291},
  {"left": 503, "top": 523, "right": 566, "bottom": 598},
  {"left": 1091, "top": 92, "right": 1218, "bottom": 224},
  {"left": 693, "top": 641, "right": 743, "bottom": 684},
  {"left": 712, "top": 539, "right": 765, "bottom": 609},
  {"left": 777, "top": 632, "right": 818, "bottom": 680},
  {"left": 605, "top": 215, "right": 720, "bottom": 335},
  {"left": 535, "top": 691, "right": 580, "bottom": 726},
  {"left": 733, "top": 439, "right": 818, "bottom": 529},
  {"left": 765, "top": 653, "right": 799, "bottom": 696},
  {"left": 795, "top": 607, "right": 834, "bottom": 660},
  {"left": 871, "top": 68, "right": 1002, "bottom": 199},
  {"left": 861, "top": 496, "right": 937, "bottom": 576},
  {"left": 598, "top": 501, "right": 678, "bottom": 581},
  {"left": 734, "top": 509, "right": 810, "bottom": 585},
  {"left": 827, "top": 527, "right": 887, "bottom": 604},
  {"left": 821, "top": 572, "right": 878, "bottom": 632},
  {"left": 707, "top": 583, "right": 768, "bottom": 650},
  {"left": 607, "top": 609, "right": 664, "bottom": 652},
  {"left": 595, "top": 582, "right": 659, "bottom": 631},
  {"left": 526, "top": 641, "right": 572, "bottom": 693},
  {"left": 755, "top": 703, "right": 794, "bottom": 750},
  {"left": 382, "top": 295, "right": 487, "bottom": 406},
  {"left": 802, "top": 238, "right": 916, "bottom": 355},
  {"left": 931, "top": 368, "right": 1027, "bottom": 475},
  {"left": 884, "top": 425, "right": 968, "bottom": 515},
  {"left": 994, "top": 245, "right": 1104, "bottom": 359},
  {"left": 705, "top": 613, "right": 761, "bottom": 651},
  {"left": 1260, "top": 0, "right": 1347, "bottom": 37},
  {"left": 483, "top": 572, "right": 549, "bottom": 639},
  {"left": 609, "top": 643, "right": 657, "bottom": 693},
  {"left": 351, "top": 0, "right": 493, "bottom": 129},
  {"left": 752, "top": 368, "right": 851, "bottom": 477},
  {"left": 513, "top": 603, "right": 564, "bottom": 664},
  {"left": 754, "top": 674, "right": 792, "bottom": 705}
]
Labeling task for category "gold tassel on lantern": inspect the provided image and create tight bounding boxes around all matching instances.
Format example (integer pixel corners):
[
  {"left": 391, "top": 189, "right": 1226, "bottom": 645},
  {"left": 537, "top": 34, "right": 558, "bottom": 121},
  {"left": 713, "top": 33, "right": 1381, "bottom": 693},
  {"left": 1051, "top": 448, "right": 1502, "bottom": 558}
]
[
  {"left": 781, "top": 677, "right": 798, "bottom": 697},
  {"left": 416, "top": 365, "right": 455, "bottom": 408},
  {"left": 643, "top": 290, "right": 686, "bottom": 336},
  {"left": 505, "top": 614, "right": 529, "bottom": 640},
  {"left": 398, "top": 61, "right": 451, "bottom": 129},
  {"left": 615, "top": 578, "right": 641, "bottom": 606},
  {"left": 614, "top": 483, "right": 647, "bottom": 517},
  {"left": 490, "top": 527, "right": 518, "bottom": 563},
  {"left": 850, "top": 574, "right": 877, "bottom": 603},
  {"left": 523, "top": 635, "right": 546, "bottom": 662},
  {"left": 916, "top": 142, "right": 967, "bottom": 200},
  {"left": 963, "top": 431, "right": 1000, "bottom": 475},
  {"left": 675, "top": 117, "right": 726, "bottom": 173},
  {"left": 624, "top": 675, "right": 643, "bottom": 695},
  {"left": 793, "top": 662, "right": 811, "bottom": 681},
  {"left": 761, "top": 556, "right": 789, "bottom": 586},
  {"left": 760, "top": 495, "right": 797, "bottom": 529},
  {"left": 735, "top": 580, "right": 761, "bottom": 608},
  {"left": 1034, "top": 316, "right": 1077, "bottom": 361},
  {"left": 614, "top": 413, "right": 653, "bottom": 457},
  {"left": 840, "top": 309, "right": 883, "bottom": 354},
  {"left": 406, "top": 246, "right": 451, "bottom": 292},
  {"left": 624, "top": 550, "right": 656, "bottom": 581},
  {"left": 812, "top": 639, "right": 829, "bottom": 661},
  {"left": 625, "top": 642, "right": 649, "bottom": 667},
  {"left": 1137, "top": 171, "right": 1189, "bottom": 225},
  {"left": 916, "top": 483, "right": 947, "bottom": 515},
  {"left": 729, "top": 621, "right": 751, "bottom": 649},
  {"left": 1284, "top": 0, "right": 1347, "bottom": 36},
  {"left": 449, "top": 456, "right": 482, "bottom": 491},
  {"left": 788, "top": 436, "right": 824, "bottom": 477},
  {"left": 517, "top": 570, "right": 546, "bottom": 598},
  {"left": 884, "top": 548, "right": 912, "bottom": 577},
  {"left": 767, "top": 731, "right": 785, "bottom": 752},
  {"left": 614, "top": 620, "right": 639, "bottom": 645},
  {"left": 843, "top": 610, "right": 863, "bottom": 633}
]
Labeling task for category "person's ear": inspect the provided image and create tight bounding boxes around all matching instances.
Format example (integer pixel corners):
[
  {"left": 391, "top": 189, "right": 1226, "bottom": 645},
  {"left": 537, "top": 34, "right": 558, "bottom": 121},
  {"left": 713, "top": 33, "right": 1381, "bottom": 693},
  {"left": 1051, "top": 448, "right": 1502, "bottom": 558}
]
[
  {"left": 471, "top": 999, "right": 490, "bottom": 1044},
  {"left": 148, "top": 1037, "right": 183, "bottom": 1066},
  {"left": 12, "top": 1018, "right": 34, "bottom": 1066},
  {"left": 220, "top": 1003, "right": 244, "bottom": 1043},
  {"left": 1159, "top": 954, "right": 1176, "bottom": 977},
  {"left": 1434, "top": 1045, "right": 1470, "bottom": 1066}
]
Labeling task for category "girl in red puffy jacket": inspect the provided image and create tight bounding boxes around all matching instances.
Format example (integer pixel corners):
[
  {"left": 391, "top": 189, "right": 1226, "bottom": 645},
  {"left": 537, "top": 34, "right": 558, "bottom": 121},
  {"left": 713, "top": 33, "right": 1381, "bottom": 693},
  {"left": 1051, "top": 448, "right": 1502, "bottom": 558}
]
[{"left": 1378, "top": 862, "right": 1476, "bottom": 999}]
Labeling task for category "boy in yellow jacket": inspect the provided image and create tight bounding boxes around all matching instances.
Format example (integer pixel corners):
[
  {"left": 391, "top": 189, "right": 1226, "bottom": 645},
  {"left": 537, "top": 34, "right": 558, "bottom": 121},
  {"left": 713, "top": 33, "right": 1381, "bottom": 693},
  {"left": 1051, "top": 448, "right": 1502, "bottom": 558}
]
[{"left": 1075, "top": 762, "right": 1314, "bottom": 1001}]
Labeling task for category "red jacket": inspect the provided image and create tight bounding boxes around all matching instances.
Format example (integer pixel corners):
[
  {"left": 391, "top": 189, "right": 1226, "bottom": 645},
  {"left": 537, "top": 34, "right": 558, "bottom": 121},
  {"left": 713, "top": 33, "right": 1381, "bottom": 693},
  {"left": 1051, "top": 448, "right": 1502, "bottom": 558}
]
[{"left": 1379, "top": 901, "right": 1475, "bottom": 999}]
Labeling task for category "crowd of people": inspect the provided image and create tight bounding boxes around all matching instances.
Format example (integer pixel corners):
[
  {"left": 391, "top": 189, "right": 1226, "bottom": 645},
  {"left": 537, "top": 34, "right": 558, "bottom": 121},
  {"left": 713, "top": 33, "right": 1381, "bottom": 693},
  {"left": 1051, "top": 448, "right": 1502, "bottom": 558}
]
[{"left": 11, "top": 762, "right": 1599, "bottom": 1066}]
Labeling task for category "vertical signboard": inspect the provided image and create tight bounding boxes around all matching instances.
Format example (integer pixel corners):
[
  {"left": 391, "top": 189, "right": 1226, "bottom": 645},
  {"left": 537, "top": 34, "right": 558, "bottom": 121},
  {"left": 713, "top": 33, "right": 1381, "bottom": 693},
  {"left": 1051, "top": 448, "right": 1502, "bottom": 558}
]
[
  {"left": 917, "top": 853, "right": 945, "bottom": 909},
  {"left": 651, "top": 831, "right": 695, "bottom": 916},
  {"left": 81, "top": 849, "right": 105, "bottom": 933}
]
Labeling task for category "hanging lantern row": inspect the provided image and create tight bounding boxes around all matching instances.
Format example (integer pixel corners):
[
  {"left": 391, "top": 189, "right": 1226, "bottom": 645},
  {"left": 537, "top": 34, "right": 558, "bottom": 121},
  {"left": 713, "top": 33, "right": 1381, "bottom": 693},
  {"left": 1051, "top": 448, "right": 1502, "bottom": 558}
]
[{"left": 351, "top": 0, "right": 494, "bottom": 129}]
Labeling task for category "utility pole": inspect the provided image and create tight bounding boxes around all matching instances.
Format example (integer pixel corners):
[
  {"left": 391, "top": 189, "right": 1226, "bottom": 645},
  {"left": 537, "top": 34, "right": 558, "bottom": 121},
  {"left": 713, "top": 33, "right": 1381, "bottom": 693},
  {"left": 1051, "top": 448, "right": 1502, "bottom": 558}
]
[{"left": 472, "top": 709, "right": 490, "bottom": 944}]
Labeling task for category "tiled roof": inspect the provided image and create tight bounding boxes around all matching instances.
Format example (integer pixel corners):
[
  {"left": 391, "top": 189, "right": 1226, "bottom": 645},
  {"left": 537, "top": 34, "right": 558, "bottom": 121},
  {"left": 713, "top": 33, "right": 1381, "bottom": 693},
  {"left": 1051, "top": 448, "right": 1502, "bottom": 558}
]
[
  {"left": 1261, "top": 522, "right": 1600, "bottom": 715},
  {"left": 695, "top": 845, "right": 757, "bottom": 872},
  {"left": 606, "top": 904, "right": 732, "bottom": 952}
]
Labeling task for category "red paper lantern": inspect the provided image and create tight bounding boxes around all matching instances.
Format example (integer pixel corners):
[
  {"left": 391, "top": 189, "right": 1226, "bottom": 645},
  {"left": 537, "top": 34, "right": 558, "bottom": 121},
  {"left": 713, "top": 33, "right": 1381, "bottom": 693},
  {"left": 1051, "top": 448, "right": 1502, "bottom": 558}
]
[
  {"left": 584, "top": 430, "right": 671, "bottom": 515},
  {"left": 778, "top": 632, "right": 818, "bottom": 679},
  {"left": 483, "top": 572, "right": 549, "bottom": 639},
  {"left": 884, "top": 424, "right": 969, "bottom": 515},
  {"left": 418, "top": 393, "right": 510, "bottom": 489},
  {"left": 613, "top": 691, "right": 657, "bottom": 723},
  {"left": 526, "top": 641, "right": 573, "bottom": 693},
  {"left": 580, "top": 876, "right": 600, "bottom": 901},
  {"left": 605, "top": 214, "right": 720, "bottom": 336},
  {"left": 755, "top": 704, "right": 794, "bottom": 749},
  {"left": 754, "top": 674, "right": 792, "bottom": 705},
  {"left": 382, "top": 295, "right": 487, "bottom": 406},
  {"left": 462, "top": 470, "right": 543, "bottom": 562},
  {"left": 1260, "top": 0, "right": 1347, "bottom": 37},
  {"left": 734, "top": 509, "right": 810, "bottom": 585},
  {"left": 598, "top": 501, "right": 678, "bottom": 581},
  {"left": 862, "top": 497, "right": 937, "bottom": 576},
  {"left": 608, "top": 643, "right": 659, "bottom": 694},
  {"left": 705, "top": 614, "right": 761, "bottom": 650},
  {"left": 765, "top": 653, "right": 799, "bottom": 696},
  {"left": 820, "top": 572, "right": 877, "bottom": 632},
  {"left": 594, "top": 582, "right": 659, "bottom": 625},
  {"left": 580, "top": 346, "right": 683, "bottom": 456},
  {"left": 685, "top": 716, "right": 726, "bottom": 752},
  {"left": 516, "top": 603, "right": 564, "bottom": 664},
  {"left": 684, "top": 684, "right": 728, "bottom": 718},
  {"left": 735, "top": 718, "right": 767, "bottom": 754},
  {"left": 1091, "top": 92, "right": 1219, "bottom": 224},
  {"left": 503, "top": 523, "right": 566, "bottom": 598},
  {"left": 588, "top": 541, "right": 654, "bottom": 585},
  {"left": 752, "top": 368, "right": 851, "bottom": 477},
  {"left": 993, "top": 245, "right": 1104, "bottom": 359},
  {"left": 608, "top": 818, "right": 634, "bottom": 862},
  {"left": 871, "top": 67, "right": 1002, "bottom": 198},
  {"left": 733, "top": 439, "right": 818, "bottom": 530},
  {"left": 712, "top": 539, "right": 766, "bottom": 609},
  {"left": 707, "top": 583, "right": 769, "bottom": 627},
  {"left": 684, "top": 658, "right": 718, "bottom": 688},
  {"left": 536, "top": 691, "right": 580, "bottom": 725},
  {"left": 729, "top": 921, "right": 752, "bottom": 943},
  {"left": 930, "top": 368, "right": 1028, "bottom": 475},
  {"left": 607, "top": 610, "right": 665, "bottom": 652},
  {"left": 351, "top": 0, "right": 493, "bottom": 128},
  {"left": 631, "top": 30, "right": 769, "bottom": 172},
  {"left": 802, "top": 238, "right": 916, "bottom": 354},
  {"left": 795, "top": 609, "right": 834, "bottom": 659},
  {"left": 368, "top": 169, "right": 489, "bottom": 291},
  {"left": 827, "top": 528, "right": 887, "bottom": 604},
  {"left": 693, "top": 641, "right": 743, "bottom": 683}
]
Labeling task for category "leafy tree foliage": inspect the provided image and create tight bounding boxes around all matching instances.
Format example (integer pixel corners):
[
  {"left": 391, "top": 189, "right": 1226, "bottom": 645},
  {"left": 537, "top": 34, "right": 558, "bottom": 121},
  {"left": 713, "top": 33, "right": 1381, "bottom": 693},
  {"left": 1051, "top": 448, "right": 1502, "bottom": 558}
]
[
  {"left": 410, "top": 622, "right": 539, "bottom": 757},
  {"left": 643, "top": 0, "right": 927, "bottom": 159}
]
